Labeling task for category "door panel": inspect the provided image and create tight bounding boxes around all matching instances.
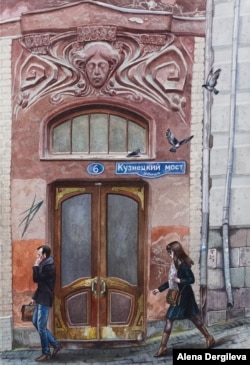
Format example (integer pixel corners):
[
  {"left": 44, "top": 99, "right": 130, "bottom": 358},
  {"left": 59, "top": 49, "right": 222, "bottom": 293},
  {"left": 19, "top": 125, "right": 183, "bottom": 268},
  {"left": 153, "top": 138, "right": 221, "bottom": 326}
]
[
  {"left": 61, "top": 194, "right": 92, "bottom": 285},
  {"left": 54, "top": 182, "right": 147, "bottom": 344},
  {"left": 107, "top": 194, "right": 138, "bottom": 284}
]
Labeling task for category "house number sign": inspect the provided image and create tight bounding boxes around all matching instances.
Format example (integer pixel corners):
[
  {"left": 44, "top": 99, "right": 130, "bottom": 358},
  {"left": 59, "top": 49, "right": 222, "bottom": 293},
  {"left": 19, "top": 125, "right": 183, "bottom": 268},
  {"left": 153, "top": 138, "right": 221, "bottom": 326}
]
[{"left": 87, "top": 163, "right": 105, "bottom": 175}]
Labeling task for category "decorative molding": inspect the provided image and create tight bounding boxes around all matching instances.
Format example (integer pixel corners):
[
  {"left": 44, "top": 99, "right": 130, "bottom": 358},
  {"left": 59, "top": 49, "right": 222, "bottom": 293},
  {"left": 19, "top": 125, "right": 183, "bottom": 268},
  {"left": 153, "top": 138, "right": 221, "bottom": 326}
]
[
  {"left": 22, "top": 33, "right": 51, "bottom": 55},
  {"left": 77, "top": 26, "right": 117, "bottom": 42},
  {"left": 15, "top": 27, "right": 191, "bottom": 123}
]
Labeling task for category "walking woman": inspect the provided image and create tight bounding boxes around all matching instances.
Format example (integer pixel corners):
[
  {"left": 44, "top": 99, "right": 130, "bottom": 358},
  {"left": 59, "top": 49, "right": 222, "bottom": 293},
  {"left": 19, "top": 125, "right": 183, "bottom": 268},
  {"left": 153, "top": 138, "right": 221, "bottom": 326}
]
[{"left": 152, "top": 241, "right": 215, "bottom": 357}]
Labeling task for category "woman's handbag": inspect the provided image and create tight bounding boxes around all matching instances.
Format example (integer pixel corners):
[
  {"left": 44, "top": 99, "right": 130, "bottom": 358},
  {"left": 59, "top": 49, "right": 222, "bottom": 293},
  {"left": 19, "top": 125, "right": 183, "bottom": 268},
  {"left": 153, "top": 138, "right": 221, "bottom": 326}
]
[
  {"left": 21, "top": 302, "right": 35, "bottom": 321},
  {"left": 166, "top": 286, "right": 186, "bottom": 306}
]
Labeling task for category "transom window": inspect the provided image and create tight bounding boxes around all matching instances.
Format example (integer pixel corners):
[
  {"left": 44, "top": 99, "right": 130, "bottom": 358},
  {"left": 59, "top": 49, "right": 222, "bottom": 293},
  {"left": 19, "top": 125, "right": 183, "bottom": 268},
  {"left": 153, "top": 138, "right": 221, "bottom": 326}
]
[{"left": 48, "top": 110, "right": 149, "bottom": 159}]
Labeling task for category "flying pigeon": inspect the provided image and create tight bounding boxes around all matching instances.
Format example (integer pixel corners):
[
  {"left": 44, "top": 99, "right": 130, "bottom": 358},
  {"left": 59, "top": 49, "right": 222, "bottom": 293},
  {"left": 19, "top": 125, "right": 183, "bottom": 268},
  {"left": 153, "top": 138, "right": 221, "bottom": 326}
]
[
  {"left": 166, "top": 129, "right": 193, "bottom": 153},
  {"left": 127, "top": 148, "right": 141, "bottom": 157},
  {"left": 202, "top": 67, "right": 221, "bottom": 94}
]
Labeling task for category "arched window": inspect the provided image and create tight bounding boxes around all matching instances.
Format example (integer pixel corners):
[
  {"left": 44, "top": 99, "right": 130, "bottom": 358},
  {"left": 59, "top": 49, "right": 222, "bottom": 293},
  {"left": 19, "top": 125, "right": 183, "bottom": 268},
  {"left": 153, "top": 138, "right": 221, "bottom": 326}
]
[{"left": 46, "top": 109, "right": 149, "bottom": 159}]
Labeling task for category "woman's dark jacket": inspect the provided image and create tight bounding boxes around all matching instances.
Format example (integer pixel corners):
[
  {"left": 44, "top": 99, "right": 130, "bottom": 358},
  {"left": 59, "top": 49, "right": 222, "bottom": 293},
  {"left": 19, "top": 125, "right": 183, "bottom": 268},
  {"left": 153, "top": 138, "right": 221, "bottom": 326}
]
[
  {"left": 32, "top": 257, "right": 56, "bottom": 307},
  {"left": 158, "top": 262, "right": 200, "bottom": 319}
]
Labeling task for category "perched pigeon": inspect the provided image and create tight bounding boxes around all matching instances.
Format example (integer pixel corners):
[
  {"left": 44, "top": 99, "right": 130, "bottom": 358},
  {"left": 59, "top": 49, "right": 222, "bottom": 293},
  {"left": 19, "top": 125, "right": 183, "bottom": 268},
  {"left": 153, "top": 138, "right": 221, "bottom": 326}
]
[
  {"left": 202, "top": 68, "right": 221, "bottom": 94},
  {"left": 127, "top": 148, "right": 141, "bottom": 157},
  {"left": 166, "top": 129, "right": 193, "bottom": 153}
]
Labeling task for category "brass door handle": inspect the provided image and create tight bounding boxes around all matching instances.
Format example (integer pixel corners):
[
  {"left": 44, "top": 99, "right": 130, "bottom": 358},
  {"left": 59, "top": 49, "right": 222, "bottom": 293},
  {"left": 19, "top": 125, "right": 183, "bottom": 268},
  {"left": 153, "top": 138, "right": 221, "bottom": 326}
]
[
  {"left": 100, "top": 279, "right": 106, "bottom": 295},
  {"left": 91, "top": 278, "right": 97, "bottom": 295}
]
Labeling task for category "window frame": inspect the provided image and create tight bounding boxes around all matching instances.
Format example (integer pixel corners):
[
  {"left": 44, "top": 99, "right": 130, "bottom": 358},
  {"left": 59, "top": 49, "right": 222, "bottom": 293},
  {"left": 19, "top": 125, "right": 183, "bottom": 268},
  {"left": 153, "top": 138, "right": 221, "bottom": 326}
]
[{"left": 43, "top": 107, "right": 151, "bottom": 160}]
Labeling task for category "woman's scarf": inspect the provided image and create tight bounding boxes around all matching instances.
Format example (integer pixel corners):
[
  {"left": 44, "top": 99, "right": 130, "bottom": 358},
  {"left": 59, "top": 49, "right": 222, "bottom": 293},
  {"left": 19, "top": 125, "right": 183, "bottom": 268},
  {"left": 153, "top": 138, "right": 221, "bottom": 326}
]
[{"left": 168, "top": 261, "right": 179, "bottom": 290}]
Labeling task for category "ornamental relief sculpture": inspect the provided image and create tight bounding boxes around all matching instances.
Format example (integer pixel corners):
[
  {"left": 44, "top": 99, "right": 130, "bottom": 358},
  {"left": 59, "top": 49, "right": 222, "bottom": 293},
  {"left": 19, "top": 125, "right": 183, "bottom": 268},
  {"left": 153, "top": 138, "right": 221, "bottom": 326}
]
[{"left": 15, "top": 25, "right": 190, "bottom": 122}]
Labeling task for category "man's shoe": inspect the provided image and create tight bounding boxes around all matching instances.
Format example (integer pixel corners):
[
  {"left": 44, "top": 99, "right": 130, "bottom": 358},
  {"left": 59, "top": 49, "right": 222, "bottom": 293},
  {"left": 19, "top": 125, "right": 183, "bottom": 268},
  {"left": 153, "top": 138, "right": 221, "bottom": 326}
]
[
  {"left": 51, "top": 344, "right": 62, "bottom": 358},
  {"left": 35, "top": 354, "right": 51, "bottom": 362}
]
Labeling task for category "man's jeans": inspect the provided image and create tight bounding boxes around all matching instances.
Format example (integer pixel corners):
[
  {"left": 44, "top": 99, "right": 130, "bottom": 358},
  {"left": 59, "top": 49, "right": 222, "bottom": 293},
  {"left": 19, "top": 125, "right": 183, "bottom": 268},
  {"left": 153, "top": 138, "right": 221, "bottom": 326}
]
[{"left": 32, "top": 303, "right": 59, "bottom": 356}]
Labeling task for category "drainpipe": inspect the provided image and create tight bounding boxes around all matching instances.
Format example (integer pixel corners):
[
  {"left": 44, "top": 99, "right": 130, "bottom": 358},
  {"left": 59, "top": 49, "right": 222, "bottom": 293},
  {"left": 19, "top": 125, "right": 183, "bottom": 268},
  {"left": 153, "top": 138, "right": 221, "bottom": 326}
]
[
  {"left": 222, "top": 0, "right": 240, "bottom": 308},
  {"left": 200, "top": 0, "right": 213, "bottom": 322}
]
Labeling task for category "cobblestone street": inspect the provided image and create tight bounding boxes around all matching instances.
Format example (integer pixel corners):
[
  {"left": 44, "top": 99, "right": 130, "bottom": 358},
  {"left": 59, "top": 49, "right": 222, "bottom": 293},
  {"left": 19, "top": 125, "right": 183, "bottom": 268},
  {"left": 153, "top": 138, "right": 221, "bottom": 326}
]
[{"left": 1, "top": 318, "right": 249, "bottom": 364}]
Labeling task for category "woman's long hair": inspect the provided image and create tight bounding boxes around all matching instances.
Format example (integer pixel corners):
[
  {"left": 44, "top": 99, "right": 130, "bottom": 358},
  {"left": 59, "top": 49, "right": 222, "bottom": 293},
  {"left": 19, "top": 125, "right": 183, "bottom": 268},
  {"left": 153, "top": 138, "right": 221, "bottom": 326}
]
[{"left": 166, "top": 241, "right": 194, "bottom": 268}]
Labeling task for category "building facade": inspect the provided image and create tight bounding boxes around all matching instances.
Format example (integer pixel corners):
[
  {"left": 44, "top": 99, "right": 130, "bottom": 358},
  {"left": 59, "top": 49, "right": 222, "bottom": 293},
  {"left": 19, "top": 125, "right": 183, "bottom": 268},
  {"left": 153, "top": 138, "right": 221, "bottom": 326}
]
[{"left": 0, "top": 0, "right": 249, "bottom": 351}]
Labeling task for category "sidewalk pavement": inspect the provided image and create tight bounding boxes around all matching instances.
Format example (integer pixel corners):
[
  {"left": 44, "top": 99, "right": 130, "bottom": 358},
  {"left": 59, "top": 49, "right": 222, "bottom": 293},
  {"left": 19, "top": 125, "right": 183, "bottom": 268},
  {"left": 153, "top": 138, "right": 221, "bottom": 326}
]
[{"left": 1, "top": 318, "right": 250, "bottom": 364}]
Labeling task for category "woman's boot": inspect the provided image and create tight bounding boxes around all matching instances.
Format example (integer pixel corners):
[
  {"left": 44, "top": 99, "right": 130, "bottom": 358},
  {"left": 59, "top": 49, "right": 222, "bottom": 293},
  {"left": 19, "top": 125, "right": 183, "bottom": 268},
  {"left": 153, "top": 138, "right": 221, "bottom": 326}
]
[
  {"left": 190, "top": 316, "right": 215, "bottom": 348},
  {"left": 198, "top": 324, "right": 215, "bottom": 348},
  {"left": 153, "top": 332, "right": 170, "bottom": 357}
]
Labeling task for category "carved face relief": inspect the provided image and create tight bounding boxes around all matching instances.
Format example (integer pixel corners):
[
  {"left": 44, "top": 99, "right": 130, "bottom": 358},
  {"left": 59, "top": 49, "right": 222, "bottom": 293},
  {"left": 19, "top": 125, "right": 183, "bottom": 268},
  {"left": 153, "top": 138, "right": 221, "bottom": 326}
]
[
  {"left": 75, "top": 42, "right": 120, "bottom": 89},
  {"left": 86, "top": 54, "right": 110, "bottom": 88}
]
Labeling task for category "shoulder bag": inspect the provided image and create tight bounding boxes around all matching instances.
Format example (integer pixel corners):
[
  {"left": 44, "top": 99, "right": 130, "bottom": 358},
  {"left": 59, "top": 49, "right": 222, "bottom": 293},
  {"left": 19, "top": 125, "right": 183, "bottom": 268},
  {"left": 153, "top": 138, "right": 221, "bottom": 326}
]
[{"left": 166, "top": 285, "right": 186, "bottom": 306}]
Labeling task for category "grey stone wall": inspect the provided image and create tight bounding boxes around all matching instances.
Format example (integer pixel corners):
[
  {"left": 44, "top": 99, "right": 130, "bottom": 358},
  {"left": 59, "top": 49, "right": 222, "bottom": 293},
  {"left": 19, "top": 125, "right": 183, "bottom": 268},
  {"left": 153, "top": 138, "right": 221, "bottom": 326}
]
[
  {"left": 207, "top": 0, "right": 250, "bottom": 325},
  {"left": 210, "top": 0, "right": 250, "bottom": 227},
  {"left": 207, "top": 229, "right": 250, "bottom": 325}
]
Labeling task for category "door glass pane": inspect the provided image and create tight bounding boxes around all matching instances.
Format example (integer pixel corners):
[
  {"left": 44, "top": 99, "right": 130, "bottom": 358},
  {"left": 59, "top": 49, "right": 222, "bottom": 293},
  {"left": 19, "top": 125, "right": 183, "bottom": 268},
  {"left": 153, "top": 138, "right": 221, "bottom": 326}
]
[
  {"left": 109, "top": 115, "right": 126, "bottom": 152},
  {"left": 72, "top": 115, "right": 89, "bottom": 152},
  {"left": 128, "top": 121, "right": 146, "bottom": 152},
  {"left": 90, "top": 113, "right": 108, "bottom": 152},
  {"left": 61, "top": 194, "right": 91, "bottom": 286},
  {"left": 53, "top": 120, "right": 71, "bottom": 152},
  {"left": 107, "top": 194, "right": 138, "bottom": 285}
]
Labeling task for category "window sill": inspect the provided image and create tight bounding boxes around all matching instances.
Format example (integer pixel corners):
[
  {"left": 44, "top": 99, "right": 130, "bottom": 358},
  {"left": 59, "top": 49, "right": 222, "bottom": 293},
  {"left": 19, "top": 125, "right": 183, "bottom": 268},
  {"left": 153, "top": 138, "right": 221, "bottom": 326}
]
[{"left": 40, "top": 155, "right": 153, "bottom": 161}]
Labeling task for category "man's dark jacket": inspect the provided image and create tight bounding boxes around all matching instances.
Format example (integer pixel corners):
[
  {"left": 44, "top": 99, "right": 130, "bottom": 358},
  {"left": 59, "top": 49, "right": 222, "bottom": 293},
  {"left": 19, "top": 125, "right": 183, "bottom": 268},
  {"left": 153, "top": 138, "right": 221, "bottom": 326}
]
[{"left": 32, "top": 257, "right": 56, "bottom": 307}]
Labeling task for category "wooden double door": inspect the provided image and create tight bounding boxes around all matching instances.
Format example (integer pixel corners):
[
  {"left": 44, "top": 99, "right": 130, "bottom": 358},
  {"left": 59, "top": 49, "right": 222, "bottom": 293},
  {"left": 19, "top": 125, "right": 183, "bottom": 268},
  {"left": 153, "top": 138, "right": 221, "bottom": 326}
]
[{"left": 53, "top": 181, "right": 147, "bottom": 346}]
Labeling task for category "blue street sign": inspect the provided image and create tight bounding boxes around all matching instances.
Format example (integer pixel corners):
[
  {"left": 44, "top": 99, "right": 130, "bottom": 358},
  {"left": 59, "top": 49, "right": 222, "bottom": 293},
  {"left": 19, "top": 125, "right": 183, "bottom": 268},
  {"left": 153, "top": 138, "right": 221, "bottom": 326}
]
[{"left": 115, "top": 161, "right": 186, "bottom": 178}]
